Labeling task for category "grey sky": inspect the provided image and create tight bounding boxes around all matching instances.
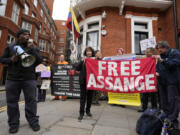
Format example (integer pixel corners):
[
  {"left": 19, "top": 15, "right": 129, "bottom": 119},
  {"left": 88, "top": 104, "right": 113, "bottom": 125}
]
[{"left": 52, "top": 0, "right": 70, "bottom": 20}]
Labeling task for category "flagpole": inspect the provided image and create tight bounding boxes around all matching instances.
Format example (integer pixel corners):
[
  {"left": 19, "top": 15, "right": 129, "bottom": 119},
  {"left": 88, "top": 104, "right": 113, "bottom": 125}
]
[{"left": 70, "top": 0, "right": 75, "bottom": 45}]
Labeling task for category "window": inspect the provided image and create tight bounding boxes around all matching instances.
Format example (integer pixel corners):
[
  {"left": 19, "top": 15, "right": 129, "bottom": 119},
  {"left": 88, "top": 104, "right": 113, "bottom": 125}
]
[
  {"left": 7, "top": 34, "right": 15, "bottom": 45},
  {"left": 62, "top": 22, "right": 66, "bottom": 26},
  {"left": 11, "top": 2, "right": 20, "bottom": 24},
  {"left": 24, "top": 3, "right": 29, "bottom": 15},
  {"left": 0, "top": 0, "right": 7, "bottom": 16},
  {"left": 22, "top": 21, "right": 32, "bottom": 33},
  {"left": 78, "top": 16, "right": 101, "bottom": 56},
  {"left": 60, "top": 38, "right": 64, "bottom": 43},
  {"left": 34, "top": 28, "right": 38, "bottom": 42},
  {"left": 59, "top": 47, "right": 63, "bottom": 53},
  {"left": 33, "top": 0, "right": 37, "bottom": 7},
  {"left": 86, "top": 31, "right": 99, "bottom": 50},
  {"left": 88, "top": 22, "right": 99, "bottom": 29},
  {"left": 44, "top": 17, "right": 46, "bottom": 23},
  {"left": 40, "top": 9, "right": 43, "bottom": 17},
  {"left": 126, "top": 15, "right": 154, "bottom": 54},
  {"left": 32, "top": 13, "right": 36, "bottom": 18},
  {"left": 134, "top": 23, "right": 148, "bottom": 30},
  {"left": 86, "top": 22, "right": 99, "bottom": 50},
  {"left": 39, "top": 39, "right": 46, "bottom": 51},
  {"left": 61, "top": 30, "right": 65, "bottom": 34},
  {"left": 135, "top": 32, "right": 148, "bottom": 54}
]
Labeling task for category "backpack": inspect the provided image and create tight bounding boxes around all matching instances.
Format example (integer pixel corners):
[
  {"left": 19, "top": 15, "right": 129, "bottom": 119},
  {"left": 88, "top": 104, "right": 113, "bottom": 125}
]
[
  {"left": 169, "top": 129, "right": 180, "bottom": 135},
  {"left": 136, "top": 108, "right": 166, "bottom": 135}
]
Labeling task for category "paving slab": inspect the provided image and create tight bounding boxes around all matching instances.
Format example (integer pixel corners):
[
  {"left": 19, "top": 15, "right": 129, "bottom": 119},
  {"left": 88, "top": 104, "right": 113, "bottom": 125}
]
[
  {"left": 42, "top": 125, "right": 91, "bottom": 135},
  {"left": 56, "top": 117, "right": 96, "bottom": 130},
  {"left": 92, "top": 125, "right": 131, "bottom": 135}
]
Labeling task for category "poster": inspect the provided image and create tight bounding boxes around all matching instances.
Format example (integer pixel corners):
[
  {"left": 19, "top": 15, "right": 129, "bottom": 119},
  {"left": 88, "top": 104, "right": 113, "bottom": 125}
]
[
  {"left": 41, "top": 80, "right": 51, "bottom": 90},
  {"left": 51, "top": 64, "right": 80, "bottom": 98},
  {"left": 108, "top": 92, "right": 141, "bottom": 106},
  {"left": 140, "top": 37, "right": 156, "bottom": 52}
]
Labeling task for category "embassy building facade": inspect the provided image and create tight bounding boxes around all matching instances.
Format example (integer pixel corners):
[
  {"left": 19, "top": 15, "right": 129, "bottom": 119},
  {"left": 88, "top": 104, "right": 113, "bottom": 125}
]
[{"left": 72, "top": 0, "right": 180, "bottom": 57}]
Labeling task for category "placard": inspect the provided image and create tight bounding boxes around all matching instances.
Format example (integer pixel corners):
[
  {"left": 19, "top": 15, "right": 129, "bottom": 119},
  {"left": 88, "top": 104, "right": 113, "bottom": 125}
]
[{"left": 51, "top": 65, "right": 80, "bottom": 98}]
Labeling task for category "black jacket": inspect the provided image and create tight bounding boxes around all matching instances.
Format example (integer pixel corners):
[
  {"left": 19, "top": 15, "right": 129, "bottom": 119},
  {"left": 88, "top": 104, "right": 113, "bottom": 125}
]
[
  {"left": 0, "top": 42, "right": 42, "bottom": 80},
  {"left": 156, "top": 48, "right": 180, "bottom": 85},
  {"left": 75, "top": 60, "right": 86, "bottom": 85}
]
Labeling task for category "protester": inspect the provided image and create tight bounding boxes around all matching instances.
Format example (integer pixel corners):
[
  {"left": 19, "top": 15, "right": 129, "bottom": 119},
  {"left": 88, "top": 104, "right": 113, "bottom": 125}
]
[
  {"left": 54, "top": 54, "right": 68, "bottom": 100},
  {"left": 138, "top": 48, "right": 157, "bottom": 112},
  {"left": 0, "top": 29, "right": 42, "bottom": 133},
  {"left": 156, "top": 41, "right": 180, "bottom": 128},
  {"left": 92, "top": 50, "right": 102, "bottom": 105},
  {"left": 37, "top": 58, "right": 50, "bottom": 102},
  {"left": 75, "top": 47, "right": 95, "bottom": 120}
]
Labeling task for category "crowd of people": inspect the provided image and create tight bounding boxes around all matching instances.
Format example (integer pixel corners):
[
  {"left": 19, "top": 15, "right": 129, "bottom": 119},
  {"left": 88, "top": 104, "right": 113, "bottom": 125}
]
[{"left": 0, "top": 29, "right": 180, "bottom": 133}]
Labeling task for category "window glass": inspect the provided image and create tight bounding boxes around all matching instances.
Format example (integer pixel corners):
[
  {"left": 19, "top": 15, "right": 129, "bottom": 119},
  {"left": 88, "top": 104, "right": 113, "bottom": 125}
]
[
  {"left": 11, "top": 2, "right": 20, "bottom": 24},
  {"left": 0, "top": 0, "right": 7, "bottom": 16}
]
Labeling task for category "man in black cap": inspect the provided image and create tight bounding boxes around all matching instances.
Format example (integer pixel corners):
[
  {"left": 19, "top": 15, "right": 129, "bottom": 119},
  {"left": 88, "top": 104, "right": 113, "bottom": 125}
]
[{"left": 0, "top": 29, "right": 42, "bottom": 133}]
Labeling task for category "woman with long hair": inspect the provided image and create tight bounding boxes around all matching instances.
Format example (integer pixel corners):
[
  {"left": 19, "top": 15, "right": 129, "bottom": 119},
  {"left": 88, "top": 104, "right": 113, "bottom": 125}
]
[{"left": 75, "top": 46, "right": 95, "bottom": 121}]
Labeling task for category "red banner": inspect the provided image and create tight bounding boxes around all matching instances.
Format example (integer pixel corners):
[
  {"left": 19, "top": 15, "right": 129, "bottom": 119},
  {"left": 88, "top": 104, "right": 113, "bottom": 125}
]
[{"left": 86, "top": 58, "right": 157, "bottom": 93}]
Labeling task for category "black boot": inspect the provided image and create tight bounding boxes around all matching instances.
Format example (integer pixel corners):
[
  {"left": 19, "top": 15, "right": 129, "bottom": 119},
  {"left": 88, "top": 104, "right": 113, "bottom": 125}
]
[
  {"left": 78, "top": 114, "right": 84, "bottom": 120},
  {"left": 86, "top": 112, "right": 92, "bottom": 117}
]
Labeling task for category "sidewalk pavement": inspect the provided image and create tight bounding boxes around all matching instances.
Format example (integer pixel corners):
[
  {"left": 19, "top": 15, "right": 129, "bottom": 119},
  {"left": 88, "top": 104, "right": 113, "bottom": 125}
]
[{"left": 0, "top": 95, "right": 140, "bottom": 135}]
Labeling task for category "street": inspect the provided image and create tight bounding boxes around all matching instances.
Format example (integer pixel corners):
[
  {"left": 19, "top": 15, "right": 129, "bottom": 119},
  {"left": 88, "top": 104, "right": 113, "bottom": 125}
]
[{"left": 0, "top": 95, "right": 140, "bottom": 135}]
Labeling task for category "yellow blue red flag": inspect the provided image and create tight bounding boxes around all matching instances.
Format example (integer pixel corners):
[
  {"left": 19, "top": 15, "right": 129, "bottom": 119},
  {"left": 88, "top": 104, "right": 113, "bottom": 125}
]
[{"left": 66, "top": 4, "right": 80, "bottom": 38}]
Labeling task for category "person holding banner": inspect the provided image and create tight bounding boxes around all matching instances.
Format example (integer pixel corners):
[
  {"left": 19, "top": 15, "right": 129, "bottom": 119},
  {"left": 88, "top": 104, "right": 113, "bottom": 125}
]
[
  {"left": 92, "top": 50, "right": 102, "bottom": 105},
  {"left": 0, "top": 29, "right": 42, "bottom": 133},
  {"left": 156, "top": 41, "right": 180, "bottom": 128},
  {"left": 37, "top": 58, "right": 50, "bottom": 102},
  {"left": 54, "top": 54, "right": 68, "bottom": 100},
  {"left": 138, "top": 48, "right": 158, "bottom": 112},
  {"left": 75, "top": 47, "right": 95, "bottom": 121}
]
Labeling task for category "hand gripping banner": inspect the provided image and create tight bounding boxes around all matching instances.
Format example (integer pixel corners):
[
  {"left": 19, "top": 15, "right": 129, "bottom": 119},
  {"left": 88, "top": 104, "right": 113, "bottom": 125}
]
[{"left": 86, "top": 58, "right": 157, "bottom": 93}]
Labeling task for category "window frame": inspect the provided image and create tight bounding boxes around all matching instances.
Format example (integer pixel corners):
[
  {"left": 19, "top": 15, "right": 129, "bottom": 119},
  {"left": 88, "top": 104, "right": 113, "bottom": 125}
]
[
  {"left": 7, "top": 34, "right": 15, "bottom": 45},
  {"left": 125, "top": 15, "right": 157, "bottom": 54},
  {"left": 24, "top": 3, "right": 29, "bottom": 15},
  {"left": 79, "top": 16, "right": 102, "bottom": 56},
  {"left": 33, "top": 0, "right": 38, "bottom": 7},
  {"left": 0, "top": 0, "right": 7, "bottom": 16},
  {"left": 21, "top": 21, "right": 32, "bottom": 33},
  {"left": 39, "top": 39, "right": 46, "bottom": 52}
]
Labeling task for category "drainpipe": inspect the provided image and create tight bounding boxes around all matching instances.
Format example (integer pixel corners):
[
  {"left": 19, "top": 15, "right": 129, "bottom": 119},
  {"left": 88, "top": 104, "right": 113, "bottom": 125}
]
[{"left": 173, "top": 0, "right": 179, "bottom": 49}]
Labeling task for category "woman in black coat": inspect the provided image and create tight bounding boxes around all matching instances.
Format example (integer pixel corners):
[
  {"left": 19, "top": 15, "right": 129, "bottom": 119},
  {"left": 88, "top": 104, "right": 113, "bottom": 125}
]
[{"left": 75, "top": 47, "right": 95, "bottom": 120}]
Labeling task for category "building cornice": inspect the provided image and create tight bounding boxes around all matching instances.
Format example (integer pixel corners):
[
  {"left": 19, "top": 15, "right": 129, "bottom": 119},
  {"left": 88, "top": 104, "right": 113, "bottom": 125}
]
[{"left": 125, "top": 14, "right": 158, "bottom": 21}]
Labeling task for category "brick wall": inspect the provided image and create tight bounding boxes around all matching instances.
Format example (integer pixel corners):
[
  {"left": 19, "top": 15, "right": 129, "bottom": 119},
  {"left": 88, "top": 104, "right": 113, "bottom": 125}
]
[
  {"left": 54, "top": 20, "right": 68, "bottom": 62},
  {"left": 83, "top": 7, "right": 159, "bottom": 57}
]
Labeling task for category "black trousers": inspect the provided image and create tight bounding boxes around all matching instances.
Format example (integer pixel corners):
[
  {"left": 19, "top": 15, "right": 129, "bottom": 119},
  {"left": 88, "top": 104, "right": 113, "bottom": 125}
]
[
  {"left": 79, "top": 84, "right": 93, "bottom": 115},
  {"left": 158, "top": 84, "right": 179, "bottom": 121},
  {"left": 141, "top": 92, "right": 157, "bottom": 110},
  {"left": 37, "top": 86, "right": 46, "bottom": 102},
  {"left": 5, "top": 80, "right": 39, "bottom": 127}
]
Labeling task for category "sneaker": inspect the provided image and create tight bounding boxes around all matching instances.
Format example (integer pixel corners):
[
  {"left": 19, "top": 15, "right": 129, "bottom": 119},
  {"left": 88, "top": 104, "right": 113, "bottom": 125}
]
[
  {"left": 30, "top": 124, "right": 40, "bottom": 132},
  {"left": 78, "top": 115, "right": 83, "bottom": 121},
  {"left": 9, "top": 126, "right": 19, "bottom": 134},
  {"left": 86, "top": 112, "right": 92, "bottom": 117}
]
